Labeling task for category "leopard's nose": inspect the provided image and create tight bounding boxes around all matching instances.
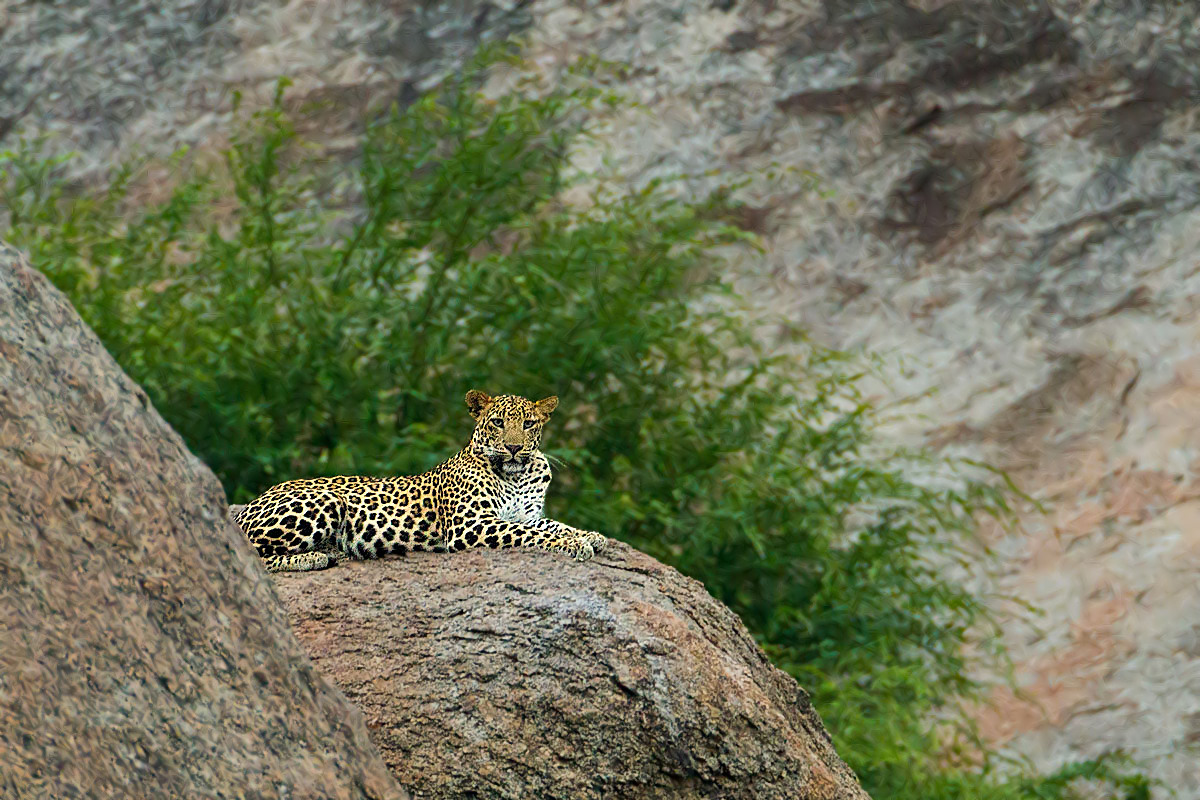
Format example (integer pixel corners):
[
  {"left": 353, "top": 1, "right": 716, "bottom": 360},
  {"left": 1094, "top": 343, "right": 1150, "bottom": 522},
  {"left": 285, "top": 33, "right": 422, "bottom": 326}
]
[{"left": 505, "top": 444, "right": 522, "bottom": 456}]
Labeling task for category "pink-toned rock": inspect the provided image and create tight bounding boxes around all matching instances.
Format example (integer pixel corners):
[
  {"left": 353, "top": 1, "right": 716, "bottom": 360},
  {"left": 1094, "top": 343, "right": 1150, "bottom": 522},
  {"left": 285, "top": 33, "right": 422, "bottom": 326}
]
[
  {"left": 0, "top": 242, "right": 406, "bottom": 800},
  {"left": 263, "top": 530, "right": 869, "bottom": 800}
]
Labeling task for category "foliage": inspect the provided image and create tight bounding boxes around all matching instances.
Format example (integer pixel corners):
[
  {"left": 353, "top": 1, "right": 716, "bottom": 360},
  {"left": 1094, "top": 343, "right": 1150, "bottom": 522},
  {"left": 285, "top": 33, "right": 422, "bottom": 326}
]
[{"left": 0, "top": 47, "right": 1151, "bottom": 800}]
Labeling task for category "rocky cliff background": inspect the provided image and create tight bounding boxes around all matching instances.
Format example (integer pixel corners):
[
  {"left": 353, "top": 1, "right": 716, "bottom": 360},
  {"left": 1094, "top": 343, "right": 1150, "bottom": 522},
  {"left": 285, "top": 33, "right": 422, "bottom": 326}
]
[{"left": 5, "top": 0, "right": 1200, "bottom": 793}]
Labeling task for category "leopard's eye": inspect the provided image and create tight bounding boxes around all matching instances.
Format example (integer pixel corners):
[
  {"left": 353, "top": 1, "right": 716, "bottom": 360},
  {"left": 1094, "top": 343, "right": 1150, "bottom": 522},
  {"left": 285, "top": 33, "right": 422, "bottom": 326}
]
[
  {"left": 523, "top": 418, "right": 536, "bottom": 429},
  {"left": 490, "top": 418, "right": 504, "bottom": 428}
]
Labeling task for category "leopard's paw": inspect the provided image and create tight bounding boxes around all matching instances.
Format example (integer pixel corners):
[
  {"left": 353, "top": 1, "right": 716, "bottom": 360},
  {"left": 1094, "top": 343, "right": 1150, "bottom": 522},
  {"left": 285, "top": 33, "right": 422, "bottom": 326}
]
[
  {"left": 580, "top": 531, "right": 607, "bottom": 554},
  {"left": 562, "top": 534, "right": 596, "bottom": 562}
]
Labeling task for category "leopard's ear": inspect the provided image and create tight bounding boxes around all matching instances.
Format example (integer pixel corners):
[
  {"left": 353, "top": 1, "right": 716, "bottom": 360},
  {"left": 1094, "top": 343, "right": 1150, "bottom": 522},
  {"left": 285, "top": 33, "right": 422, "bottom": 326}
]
[
  {"left": 466, "top": 390, "right": 493, "bottom": 420},
  {"left": 534, "top": 395, "right": 558, "bottom": 418}
]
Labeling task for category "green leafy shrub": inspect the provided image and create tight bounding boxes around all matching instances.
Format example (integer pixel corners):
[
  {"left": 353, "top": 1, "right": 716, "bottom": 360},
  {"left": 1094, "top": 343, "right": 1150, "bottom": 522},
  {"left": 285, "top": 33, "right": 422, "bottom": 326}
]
[{"left": 0, "top": 47, "right": 1151, "bottom": 800}]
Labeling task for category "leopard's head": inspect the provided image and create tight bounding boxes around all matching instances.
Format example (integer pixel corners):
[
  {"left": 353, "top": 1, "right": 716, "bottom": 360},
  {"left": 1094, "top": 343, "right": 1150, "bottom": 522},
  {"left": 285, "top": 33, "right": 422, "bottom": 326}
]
[{"left": 466, "top": 390, "right": 557, "bottom": 474}]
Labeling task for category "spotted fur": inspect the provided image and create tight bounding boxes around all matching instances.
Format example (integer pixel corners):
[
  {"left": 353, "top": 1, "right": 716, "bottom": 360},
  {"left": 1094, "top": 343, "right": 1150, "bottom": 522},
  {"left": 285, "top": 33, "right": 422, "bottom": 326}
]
[{"left": 234, "top": 391, "right": 606, "bottom": 572}]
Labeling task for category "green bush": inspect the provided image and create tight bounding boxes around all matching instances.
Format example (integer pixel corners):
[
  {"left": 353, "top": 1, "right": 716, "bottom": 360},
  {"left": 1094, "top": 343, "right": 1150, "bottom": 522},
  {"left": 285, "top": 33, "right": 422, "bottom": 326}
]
[{"left": 0, "top": 47, "right": 1150, "bottom": 800}]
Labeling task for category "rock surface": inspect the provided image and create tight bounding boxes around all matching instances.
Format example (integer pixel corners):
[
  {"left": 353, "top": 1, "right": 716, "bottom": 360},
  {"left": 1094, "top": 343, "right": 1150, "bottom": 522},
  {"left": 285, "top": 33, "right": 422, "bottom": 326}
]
[
  {"left": 0, "top": 242, "right": 405, "bottom": 800},
  {"left": 0, "top": 0, "right": 532, "bottom": 171},
  {"left": 519, "top": 2, "right": 1200, "bottom": 791},
  {"left": 258, "top": 519, "right": 868, "bottom": 800}
]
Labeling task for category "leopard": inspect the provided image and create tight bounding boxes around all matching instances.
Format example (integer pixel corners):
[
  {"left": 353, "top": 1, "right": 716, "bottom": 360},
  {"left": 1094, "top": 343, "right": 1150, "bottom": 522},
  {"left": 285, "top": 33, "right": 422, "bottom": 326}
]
[{"left": 232, "top": 390, "right": 607, "bottom": 572}]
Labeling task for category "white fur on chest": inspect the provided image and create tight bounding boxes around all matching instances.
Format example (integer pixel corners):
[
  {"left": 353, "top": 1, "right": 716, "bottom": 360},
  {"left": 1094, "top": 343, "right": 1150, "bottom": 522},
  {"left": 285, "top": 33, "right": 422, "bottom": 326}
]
[{"left": 496, "top": 481, "right": 544, "bottom": 524}]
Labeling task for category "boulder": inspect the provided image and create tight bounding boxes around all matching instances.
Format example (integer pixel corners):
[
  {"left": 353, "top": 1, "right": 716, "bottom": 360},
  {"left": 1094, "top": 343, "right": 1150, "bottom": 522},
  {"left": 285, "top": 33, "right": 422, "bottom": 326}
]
[
  {"left": 0, "top": 242, "right": 406, "bottom": 800},
  {"left": 257, "top": 518, "right": 869, "bottom": 800}
]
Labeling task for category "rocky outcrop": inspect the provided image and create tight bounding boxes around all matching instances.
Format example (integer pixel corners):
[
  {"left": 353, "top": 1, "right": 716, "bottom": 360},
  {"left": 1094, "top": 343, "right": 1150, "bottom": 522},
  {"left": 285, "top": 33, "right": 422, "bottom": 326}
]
[
  {"left": 0, "top": 242, "right": 406, "bottom": 800},
  {"left": 256, "top": 520, "right": 868, "bottom": 800}
]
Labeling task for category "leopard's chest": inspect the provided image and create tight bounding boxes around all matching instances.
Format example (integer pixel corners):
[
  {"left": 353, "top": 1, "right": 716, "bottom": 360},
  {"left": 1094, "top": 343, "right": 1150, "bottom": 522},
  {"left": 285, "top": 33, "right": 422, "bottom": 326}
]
[{"left": 495, "top": 483, "right": 543, "bottom": 524}]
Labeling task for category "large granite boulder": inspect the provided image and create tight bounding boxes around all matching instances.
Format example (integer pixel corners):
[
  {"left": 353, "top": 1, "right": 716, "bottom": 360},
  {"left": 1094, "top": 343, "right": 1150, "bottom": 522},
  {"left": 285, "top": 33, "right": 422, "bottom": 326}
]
[
  {"left": 258, "top": 526, "right": 869, "bottom": 800},
  {"left": 0, "top": 242, "right": 406, "bottom": 800}
]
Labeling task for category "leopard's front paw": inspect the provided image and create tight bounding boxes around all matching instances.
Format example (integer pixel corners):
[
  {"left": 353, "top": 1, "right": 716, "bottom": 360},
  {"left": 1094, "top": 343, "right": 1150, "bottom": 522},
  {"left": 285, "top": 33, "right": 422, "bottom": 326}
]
[
  {"left": 580, "top": 531, "right": 607, "bottom": 554},
  {"left": 561, "top": 534, "right": 596, "bottom": 562}
]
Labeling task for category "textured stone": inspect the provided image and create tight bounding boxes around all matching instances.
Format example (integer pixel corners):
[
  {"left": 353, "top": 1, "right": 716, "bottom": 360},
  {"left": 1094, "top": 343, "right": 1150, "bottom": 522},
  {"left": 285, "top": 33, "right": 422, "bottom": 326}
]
[
  {"left": 519, "top": 2, "right": 1200, "bottom": 791},
  {"left": 0, "top": 242, "right": 406, "bottom": 800},
  {"left": 256, "top": 521, "right": 868, "bottom": 800},
  {"left": 0, "top": 0, "right": 533, "bottom": 171}
]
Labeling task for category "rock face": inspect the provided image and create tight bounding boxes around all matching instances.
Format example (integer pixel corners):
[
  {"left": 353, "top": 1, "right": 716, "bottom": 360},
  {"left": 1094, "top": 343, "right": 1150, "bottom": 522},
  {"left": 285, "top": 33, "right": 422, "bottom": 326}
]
[
  {"left": 0, "top": 242, "right": 405, "bottom": 800},
  {"left": 0, "top": 0, "right": 533, "bottom": 170},
  {"left": 515, "top": 2, "right": 1200, "bottom": 791},
  {"left": 260, "top": 524, "right": 867, "bottom": 800}
]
